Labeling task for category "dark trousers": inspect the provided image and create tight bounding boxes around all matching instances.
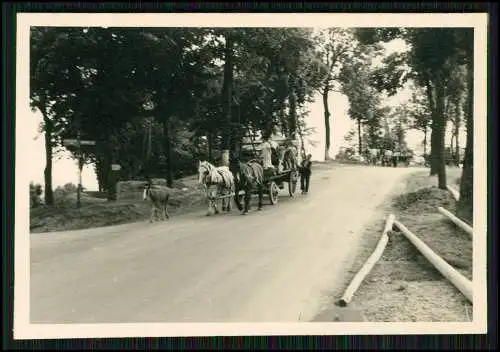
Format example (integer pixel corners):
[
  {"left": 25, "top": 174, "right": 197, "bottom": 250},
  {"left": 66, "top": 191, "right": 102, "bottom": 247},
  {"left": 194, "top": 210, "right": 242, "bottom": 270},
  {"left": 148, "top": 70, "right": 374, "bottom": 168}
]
[
  {"left": 392, "top": 156, "right": 398, "bottom": 167},
  {"left": 300, "top": 171, "right": 311, "bottom": 192}
]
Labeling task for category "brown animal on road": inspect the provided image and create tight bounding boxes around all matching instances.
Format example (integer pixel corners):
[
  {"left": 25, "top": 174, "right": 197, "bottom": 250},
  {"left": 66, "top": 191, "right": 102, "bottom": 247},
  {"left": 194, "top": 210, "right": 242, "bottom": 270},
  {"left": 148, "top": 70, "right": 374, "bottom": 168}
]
[{"left": 143, "top": 182, "right": 171, "bottom": 222}]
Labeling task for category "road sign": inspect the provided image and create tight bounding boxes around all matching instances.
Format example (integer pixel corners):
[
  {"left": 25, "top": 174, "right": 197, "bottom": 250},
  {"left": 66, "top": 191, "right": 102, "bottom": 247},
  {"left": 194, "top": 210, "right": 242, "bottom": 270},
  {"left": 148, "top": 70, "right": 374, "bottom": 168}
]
[
  {"left": 63, "top": 139, "right": 78, "bottom": 146},
  {"left": 63, "top": 139, "right": 96, "bottom": 147},
  {"left": 111, "top": 164, "right": 122, "bottom": 171},
  {"left": 80, "top": 140, "right": 96, "bottom": 146}
]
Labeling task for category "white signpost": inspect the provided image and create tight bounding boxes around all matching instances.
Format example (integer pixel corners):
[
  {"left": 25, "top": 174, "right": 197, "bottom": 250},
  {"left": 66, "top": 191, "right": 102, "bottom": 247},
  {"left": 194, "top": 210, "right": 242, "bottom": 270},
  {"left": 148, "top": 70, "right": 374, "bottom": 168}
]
[{"left": 63, "top": 139, "right": 96, "bottom": 147}]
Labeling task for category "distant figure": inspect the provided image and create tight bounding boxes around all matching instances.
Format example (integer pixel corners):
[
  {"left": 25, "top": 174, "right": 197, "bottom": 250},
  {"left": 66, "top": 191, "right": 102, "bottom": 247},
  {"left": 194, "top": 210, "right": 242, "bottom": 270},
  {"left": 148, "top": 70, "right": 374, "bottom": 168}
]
[
  {"left": 300, "top": 153, "right": 313, "bottom": 195},
  {"left": 382, "top": 149, "right": 393, "bottom": 167},
  {"left": 367, "top": 148, "right": 380, "bottom": 166},
  {"left": 392, "top": 150, "right": 401, "bottom": 168}
]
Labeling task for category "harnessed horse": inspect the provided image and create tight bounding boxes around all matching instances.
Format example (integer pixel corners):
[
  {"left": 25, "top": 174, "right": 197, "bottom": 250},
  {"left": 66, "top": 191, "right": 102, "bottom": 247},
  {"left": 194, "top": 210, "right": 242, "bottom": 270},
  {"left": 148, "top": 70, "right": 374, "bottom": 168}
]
[
  {"left": 197, "top": 160, "right": 235, "bottom": 216},
  {"left": 232, "top": 160, "right": 265, "bottom": 215}
]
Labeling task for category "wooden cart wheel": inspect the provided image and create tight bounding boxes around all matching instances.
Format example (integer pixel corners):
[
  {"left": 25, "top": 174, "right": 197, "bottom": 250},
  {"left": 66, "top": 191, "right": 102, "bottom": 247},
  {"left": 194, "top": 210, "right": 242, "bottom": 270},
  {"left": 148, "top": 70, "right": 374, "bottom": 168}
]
[
  {"left": 288, "top": 170, "right": 298, "bottom": 197},
  {"left": 269, "top": 181, "right": 279, "bottom": 205}
]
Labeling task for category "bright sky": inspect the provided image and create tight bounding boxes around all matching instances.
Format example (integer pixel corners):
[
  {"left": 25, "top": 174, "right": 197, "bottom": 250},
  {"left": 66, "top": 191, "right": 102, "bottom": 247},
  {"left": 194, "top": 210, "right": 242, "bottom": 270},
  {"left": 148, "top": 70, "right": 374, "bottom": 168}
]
[{"left": 26, "top": 37, "right": 466, "bottom": 191}]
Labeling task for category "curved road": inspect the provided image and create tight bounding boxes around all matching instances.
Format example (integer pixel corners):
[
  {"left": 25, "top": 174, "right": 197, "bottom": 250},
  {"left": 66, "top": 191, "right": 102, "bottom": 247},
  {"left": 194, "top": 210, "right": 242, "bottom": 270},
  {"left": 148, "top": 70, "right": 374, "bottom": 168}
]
[{"left": 31, "top": 165, "right": 417, "bottom": 323}]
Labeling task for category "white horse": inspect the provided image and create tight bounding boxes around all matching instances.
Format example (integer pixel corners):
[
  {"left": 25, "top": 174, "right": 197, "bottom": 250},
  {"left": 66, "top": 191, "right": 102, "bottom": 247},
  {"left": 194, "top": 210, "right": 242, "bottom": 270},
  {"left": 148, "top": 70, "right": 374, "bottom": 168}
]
[{"left": 197, "top": 160, "right": 235, "bottom": 216}]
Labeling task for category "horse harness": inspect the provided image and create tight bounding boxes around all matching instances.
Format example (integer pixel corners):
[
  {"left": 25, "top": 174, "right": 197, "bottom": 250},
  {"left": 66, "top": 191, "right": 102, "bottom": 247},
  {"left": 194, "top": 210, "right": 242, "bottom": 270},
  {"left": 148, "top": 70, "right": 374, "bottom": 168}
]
[
  {"left": 204, "top": 168, "right": 229, "bottom": 187},
  {"left": 204, "top": 168, "right": 233, "bottom": 204}
]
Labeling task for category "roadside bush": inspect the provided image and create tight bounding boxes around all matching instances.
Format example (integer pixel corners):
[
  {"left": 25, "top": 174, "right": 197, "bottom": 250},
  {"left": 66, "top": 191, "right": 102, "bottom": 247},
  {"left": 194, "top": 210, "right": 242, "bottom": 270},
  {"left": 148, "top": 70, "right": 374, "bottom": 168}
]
[
  {"left": 30, "top": 182, "right": 43, "bottom": 208},
  {"left": 53, "top": 183, "right": 86, "bottom": 205}
]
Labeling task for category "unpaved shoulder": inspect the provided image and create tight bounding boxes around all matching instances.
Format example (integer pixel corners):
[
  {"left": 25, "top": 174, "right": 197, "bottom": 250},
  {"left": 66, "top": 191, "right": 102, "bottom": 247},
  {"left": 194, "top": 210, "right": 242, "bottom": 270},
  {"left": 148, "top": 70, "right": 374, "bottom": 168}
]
[{"left": 320, "top": 168, "right": 472, "bottom": 322}]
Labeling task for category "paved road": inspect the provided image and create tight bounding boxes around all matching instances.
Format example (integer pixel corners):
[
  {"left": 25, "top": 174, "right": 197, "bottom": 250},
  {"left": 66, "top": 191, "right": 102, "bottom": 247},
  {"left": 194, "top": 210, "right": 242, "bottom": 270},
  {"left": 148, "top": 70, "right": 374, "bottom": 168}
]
[{"left": 31, "top": 165, "right": 418, "bottom": 323}]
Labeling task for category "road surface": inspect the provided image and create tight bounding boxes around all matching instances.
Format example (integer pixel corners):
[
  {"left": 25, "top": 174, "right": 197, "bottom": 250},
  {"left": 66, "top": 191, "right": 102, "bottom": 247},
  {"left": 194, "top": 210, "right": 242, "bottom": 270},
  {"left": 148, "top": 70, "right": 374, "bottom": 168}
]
[{"left": 31, "top": 165, "right": 418, "bottom": 323}]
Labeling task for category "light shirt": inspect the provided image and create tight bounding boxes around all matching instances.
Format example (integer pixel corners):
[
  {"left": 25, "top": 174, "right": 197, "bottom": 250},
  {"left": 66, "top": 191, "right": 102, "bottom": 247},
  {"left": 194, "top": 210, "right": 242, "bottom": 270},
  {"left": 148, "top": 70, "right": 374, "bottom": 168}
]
[{"left": 260, "top": 141, "right": 274, "bottom": 169}]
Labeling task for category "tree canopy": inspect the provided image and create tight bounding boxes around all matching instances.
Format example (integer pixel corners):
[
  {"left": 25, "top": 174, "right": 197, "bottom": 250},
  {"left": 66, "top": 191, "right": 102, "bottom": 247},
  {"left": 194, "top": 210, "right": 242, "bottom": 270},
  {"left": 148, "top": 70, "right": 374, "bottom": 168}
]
[
  {"left": 31, "top": 26, "right": 475, "bottom": 222},
  {"left": 354, "top": 27, "right": 474, "bottom": 221}
]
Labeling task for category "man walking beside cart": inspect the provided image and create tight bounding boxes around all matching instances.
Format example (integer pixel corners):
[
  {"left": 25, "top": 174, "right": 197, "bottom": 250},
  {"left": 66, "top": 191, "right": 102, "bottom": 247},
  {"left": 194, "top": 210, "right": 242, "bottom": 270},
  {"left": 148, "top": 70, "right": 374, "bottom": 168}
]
[{"left": 300, "top": 153, "right": 313, "bottom": 195}]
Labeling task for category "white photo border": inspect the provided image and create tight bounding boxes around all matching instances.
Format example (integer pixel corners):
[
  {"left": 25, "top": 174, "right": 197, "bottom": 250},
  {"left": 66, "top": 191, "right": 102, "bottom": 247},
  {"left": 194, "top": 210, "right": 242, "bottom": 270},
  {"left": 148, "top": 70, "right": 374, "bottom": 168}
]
[{"left": 15, "top": 12, "right": 489, "bottom": 339}]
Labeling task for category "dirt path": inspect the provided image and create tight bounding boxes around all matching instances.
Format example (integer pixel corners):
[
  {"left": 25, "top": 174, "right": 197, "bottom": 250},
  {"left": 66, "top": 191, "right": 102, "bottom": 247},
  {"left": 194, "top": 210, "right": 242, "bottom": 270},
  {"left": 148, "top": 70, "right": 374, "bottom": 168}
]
[{"left": 30, "top": 165, "right": 418, "bottom": 323}]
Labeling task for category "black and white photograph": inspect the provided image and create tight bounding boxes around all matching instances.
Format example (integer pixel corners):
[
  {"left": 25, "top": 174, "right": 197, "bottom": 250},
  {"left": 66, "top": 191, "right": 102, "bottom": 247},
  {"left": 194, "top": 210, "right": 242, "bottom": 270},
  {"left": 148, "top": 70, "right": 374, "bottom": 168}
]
[{"left": 15, "top": 12, "right": 488, "bottom": 339}]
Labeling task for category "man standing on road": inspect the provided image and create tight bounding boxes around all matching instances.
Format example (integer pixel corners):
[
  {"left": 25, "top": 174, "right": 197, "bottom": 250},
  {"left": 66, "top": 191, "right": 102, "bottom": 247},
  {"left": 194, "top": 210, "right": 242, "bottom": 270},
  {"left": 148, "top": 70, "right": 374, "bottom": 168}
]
[
  {"left": 300, "top": 153, "right": 312, "bottom": 195},
  {"left": 392, "top": 149, "right": 400, "bottom": 168}
]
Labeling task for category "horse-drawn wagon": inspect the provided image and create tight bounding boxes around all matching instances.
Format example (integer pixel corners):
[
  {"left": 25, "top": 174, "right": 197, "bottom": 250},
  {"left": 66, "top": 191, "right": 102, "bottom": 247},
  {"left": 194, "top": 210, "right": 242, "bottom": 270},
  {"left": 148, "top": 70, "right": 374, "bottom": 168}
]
[
  {"left": 197, "top": 133, "right": 302, "bottom": 216},
  {"left": 238, "top": 134, "right": 301, "bottom": 206}
]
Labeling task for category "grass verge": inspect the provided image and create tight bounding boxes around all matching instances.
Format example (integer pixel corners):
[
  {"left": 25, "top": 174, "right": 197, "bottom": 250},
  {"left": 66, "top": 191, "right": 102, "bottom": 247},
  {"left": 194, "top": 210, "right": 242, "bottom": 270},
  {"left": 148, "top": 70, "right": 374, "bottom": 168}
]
[
  {"left": 339, "top": 167, "right": 473, "bottom": 322},
  {"left": 30, "top": 177, "right": 207, "bottom": 233}
]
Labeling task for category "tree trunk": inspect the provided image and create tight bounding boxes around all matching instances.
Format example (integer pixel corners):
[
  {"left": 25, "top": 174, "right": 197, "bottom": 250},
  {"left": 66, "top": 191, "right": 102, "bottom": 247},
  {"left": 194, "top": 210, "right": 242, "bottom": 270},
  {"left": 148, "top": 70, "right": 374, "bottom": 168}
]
[
  {"left": 207, "top": 133, "right": 213, "bottom": 163},
  {"left": 423, "top": 127, "right": 427, "bottom": 157},
  {"left": 104, "top": 147, "right": 114, "bottom": 201},
  {"left": 322, "top": 86, "right": 332, "bottom": 161},
  {"left": 357, "top": 118, "right": 362, "bottom": 156},
  {"left": 435, "top": 78, "right": 447, "bottom": 190},
  {"left": 164, "top": 119, "right": 173, "bottom": 188},
  {"left": 454, "top": 121, "right": 460, "bottom": 166},
  {"left": 288, "top": 85, "right": 297, "bottom": 139},
  {"left": 279, "top": 109, "right": 288, "bottom": 137},
  {"left": 230, "top": 130, "right": 241, "bottom": 165},
  {"left": 97, "top": 173, "right": 103, "bottom": 192},
  {"left": 425, "top": 79, "right": 439, "bottom": 175},
  {"left": 429, "top": 115, "right": 439, "bottom": 175},
  {"left": 450, "top": 130, "right": 454, "bottom": 154},
  {"left": 95, "top": 157, "right": 106, "bottom": 192},
  {"left": 221, "top": 33, "right": 234, "bottom": 167},
  {"left": 77, "top": 155, "right": 84, "bottom": 208},
  {"left": 457, "top": 55, "right": 474, "bottom": 224},
  {"left": 43, "top": 116, "right": 54, "bottom": 205},
  {"left": 367, "top": 109, "right": 377, "bottom": 149}
]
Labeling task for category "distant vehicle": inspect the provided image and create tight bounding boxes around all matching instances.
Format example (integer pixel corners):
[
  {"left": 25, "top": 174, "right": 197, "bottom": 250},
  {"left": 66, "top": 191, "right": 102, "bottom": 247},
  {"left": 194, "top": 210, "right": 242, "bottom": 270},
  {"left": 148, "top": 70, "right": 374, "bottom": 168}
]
[{"left": 411, "top": 156, "right": 426, "bottom": 166}]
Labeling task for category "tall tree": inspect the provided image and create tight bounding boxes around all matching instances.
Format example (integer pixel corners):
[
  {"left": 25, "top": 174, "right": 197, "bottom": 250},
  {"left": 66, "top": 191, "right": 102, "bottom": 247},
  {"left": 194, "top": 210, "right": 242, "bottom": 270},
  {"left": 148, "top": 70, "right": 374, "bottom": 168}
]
[
  {"left": 445, "top": 64, "right": 467, "bottom": 166},
  {"left": 407, "top": 87, "right": 432, "bottom": 157},
  {"left": 224, "top": 28, "right": 324, "bottom": 157},
  {"left": 365, "top": 106, "right": 390, "bottom": 150},
  {"left": 220, "top": 31, "right": 235, "bottom": 167},
  {"left": 455, "top": 30, "right": 474, "bottom": 223},
  {"left": 313, "top": 29, "right": 360, "bottom": 160},
  {"left": 356, "top": 27, "right": 468, "bottom": 189},
  {"left": 30, "top": 27, "right": 86, "bottom": 205},
  {"left": 339, "top": 47, "right": 382, "bottom": 155}
]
